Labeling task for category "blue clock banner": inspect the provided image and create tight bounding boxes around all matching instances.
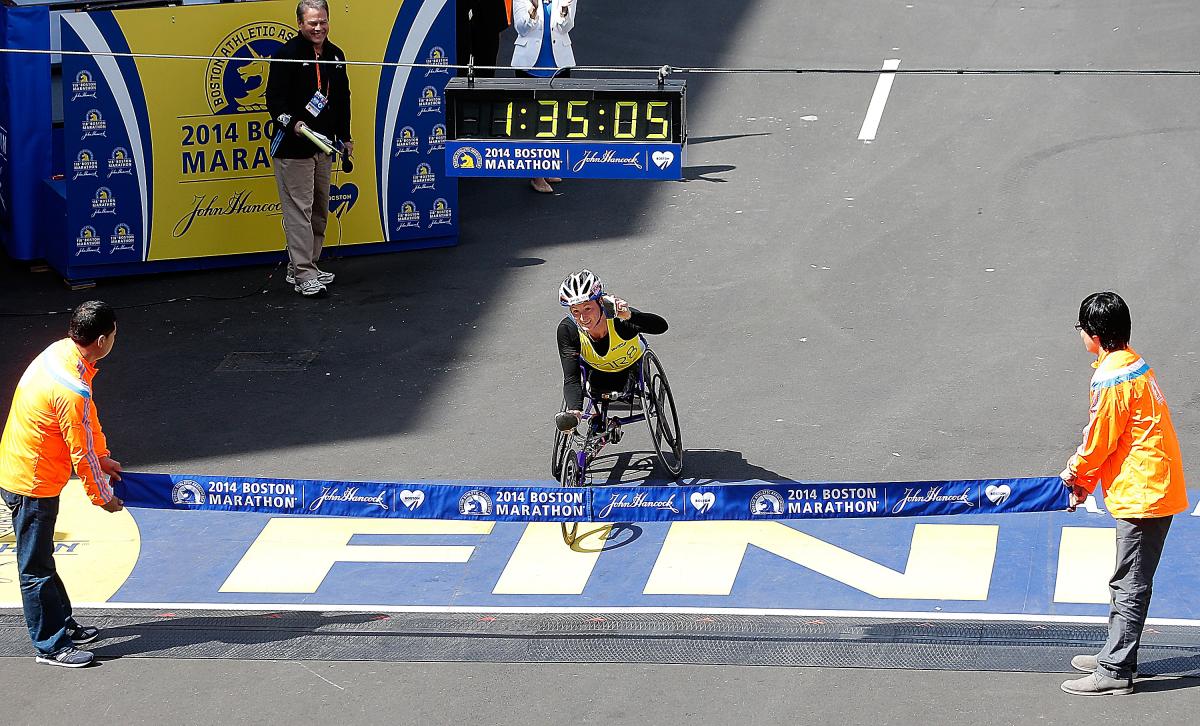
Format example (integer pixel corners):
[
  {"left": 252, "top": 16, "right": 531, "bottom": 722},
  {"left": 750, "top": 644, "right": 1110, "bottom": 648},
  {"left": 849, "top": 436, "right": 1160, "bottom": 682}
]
[
  {"left": 115, "top": 472, "right": 1069, "bottom": 522},
  {"left": 446, "top": 141, "right": 684, "bottom": 180}
]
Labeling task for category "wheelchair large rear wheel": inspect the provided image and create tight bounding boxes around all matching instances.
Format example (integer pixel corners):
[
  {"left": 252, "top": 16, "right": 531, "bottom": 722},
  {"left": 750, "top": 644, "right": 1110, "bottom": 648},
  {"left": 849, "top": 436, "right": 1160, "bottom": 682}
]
[{"left": 642, "top": 350, "right": 683, "bottom": 478}]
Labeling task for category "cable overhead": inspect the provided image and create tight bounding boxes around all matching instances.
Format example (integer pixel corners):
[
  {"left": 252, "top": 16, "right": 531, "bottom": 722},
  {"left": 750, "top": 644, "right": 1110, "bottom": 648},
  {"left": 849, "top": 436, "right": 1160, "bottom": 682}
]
[{"left": 0, "top": 47, "right": 1197, "bottom": 75}]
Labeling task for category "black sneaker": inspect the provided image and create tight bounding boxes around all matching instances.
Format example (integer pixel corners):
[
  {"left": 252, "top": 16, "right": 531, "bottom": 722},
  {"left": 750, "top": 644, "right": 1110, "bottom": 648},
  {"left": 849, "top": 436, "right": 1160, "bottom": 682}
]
[
  {"left": 68, "top": 624, "right": 100, "bottom": 645},
  {"left": 35, "top": 647, "right": 94, "bottom": 668}
]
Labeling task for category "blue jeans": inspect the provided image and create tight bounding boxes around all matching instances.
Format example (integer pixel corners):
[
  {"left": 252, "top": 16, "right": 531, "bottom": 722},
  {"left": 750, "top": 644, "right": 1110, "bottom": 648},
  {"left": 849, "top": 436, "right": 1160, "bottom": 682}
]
[{"left": 1, "top": 488, "right": 78, "bottom": 655}]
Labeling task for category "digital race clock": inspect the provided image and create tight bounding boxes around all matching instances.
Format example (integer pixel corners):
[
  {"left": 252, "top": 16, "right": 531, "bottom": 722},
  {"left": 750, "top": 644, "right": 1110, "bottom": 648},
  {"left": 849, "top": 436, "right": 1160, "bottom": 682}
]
[{"left": 444, "top": 77, "right": 686, "bottom": 180}]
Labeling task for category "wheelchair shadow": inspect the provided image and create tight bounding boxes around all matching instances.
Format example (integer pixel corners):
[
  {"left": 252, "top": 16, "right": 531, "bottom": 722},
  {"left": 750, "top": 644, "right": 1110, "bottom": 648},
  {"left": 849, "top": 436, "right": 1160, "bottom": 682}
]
[
  {"left": 586, "top": 448, "right": 799, "bottom": 487},
  {"left": 679, "top": 449, "right": 801, "bottom": 485},
  {"left": 562, "top": 522, "right": 643, "bottom": 553},
  {"left": 570, "top": 449, "right": 798, "bottom": 553}
]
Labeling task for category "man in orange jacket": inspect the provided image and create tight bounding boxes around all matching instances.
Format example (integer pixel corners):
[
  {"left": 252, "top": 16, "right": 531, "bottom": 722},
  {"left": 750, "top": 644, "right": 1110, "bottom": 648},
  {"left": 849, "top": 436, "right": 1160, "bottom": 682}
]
[
  {"left": 0, "top": 301, "right": 125, "bottom": 668},
  {"left": 1059, "top": 292, "right": 1189, "bottom": 696}
]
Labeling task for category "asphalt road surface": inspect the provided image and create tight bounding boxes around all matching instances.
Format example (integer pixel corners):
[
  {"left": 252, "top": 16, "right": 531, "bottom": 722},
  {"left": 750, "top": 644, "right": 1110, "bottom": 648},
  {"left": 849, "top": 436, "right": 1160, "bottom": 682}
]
[{"left": 2, "top": 1, "right": 1199, "bottom": 723}]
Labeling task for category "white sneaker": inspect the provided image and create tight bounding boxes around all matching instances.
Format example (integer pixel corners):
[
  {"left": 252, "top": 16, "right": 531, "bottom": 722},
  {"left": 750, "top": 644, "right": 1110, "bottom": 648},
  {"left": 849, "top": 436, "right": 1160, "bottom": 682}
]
[
  {"left": 286, "top": 269, "right": 335, "bottom": 285},
  {"left": 294, "top": 278, "right": 328, "bottom": 297}
]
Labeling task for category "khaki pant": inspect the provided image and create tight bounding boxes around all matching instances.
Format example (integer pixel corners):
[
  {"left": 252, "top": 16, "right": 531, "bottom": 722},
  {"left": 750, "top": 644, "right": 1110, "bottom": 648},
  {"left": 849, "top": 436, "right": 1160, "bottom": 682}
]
[{"left": 273, "top": 153, "right": 332, "bottom": 284}]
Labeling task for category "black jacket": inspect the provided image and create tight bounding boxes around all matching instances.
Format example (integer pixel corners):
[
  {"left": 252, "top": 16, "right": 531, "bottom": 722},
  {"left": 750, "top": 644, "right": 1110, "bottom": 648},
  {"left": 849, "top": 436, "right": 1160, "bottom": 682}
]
[{"left": 265, "top": 35, "right": 352, "bottom": 159}]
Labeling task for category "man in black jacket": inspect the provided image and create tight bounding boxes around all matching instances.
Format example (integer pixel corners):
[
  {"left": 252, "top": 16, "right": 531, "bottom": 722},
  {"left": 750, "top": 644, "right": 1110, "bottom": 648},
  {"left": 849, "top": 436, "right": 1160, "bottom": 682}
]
[{"left": 266, "top": 0, "right": 352, "bottom": 297}]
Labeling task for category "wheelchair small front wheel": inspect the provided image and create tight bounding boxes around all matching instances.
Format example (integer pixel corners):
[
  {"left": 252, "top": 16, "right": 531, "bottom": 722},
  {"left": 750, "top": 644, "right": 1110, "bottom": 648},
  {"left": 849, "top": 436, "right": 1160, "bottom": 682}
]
[{"left": 551, "top": 425, "right": 569, "bottom": 479}]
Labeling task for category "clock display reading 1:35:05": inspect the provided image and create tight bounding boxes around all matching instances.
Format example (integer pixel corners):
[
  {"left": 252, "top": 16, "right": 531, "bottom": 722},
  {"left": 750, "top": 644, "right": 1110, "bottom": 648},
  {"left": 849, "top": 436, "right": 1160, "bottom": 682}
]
[{"left": 453, "top": 97, "right": 678, "bottom": 142}]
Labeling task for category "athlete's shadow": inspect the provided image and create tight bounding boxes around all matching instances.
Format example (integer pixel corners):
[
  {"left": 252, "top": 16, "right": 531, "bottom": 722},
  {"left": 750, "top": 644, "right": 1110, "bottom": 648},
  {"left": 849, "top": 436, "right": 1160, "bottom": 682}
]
[
  {"left": 680, "top": 449, "right": 800, "bottom": 485},
  {"left": 589, "top": 448, "right": 799, "bottom": 486},
  {"left": 90, "top": 611, "right": 382, "bottom": 660}
]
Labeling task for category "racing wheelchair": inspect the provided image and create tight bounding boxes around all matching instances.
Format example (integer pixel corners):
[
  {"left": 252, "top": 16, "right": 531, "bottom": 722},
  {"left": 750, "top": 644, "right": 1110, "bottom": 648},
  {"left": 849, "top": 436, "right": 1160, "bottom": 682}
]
[{"left": 551, "top": 340, "right": 683, "bottom": 546}]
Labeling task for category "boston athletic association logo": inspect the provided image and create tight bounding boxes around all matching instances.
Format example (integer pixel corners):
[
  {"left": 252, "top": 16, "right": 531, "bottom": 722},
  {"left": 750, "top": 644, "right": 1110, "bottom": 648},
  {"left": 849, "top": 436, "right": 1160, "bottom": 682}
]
[
  {"left": 427, "top": 124, "right": 447, "bottom": 153},
  {"left": 428, "top": 197, "right": 452, "bottom": 227},
  {"left": 109, "top": 223, "right": 136, "bottom": 253},
  {"left": 71, "top": 70, "right": 98, "bottom": 101},
  {"left": 81, "top": 109, "right": 107, "bottom": 139},
  {"left": 395, "top": 200, "right": 420, "bottom": 230},
  {"left": 170, "top": 480, "right": 206, "bottom": 506},
  {"left": 424, "top": 46, "right": 450, "bottom": 76},
  {"left": 750, "top": 489, "right": 784, "bottom": 516},
  {"left": 107, "top": 147, "right": 134, "bottom": 177},
  {"left": 207, "top": 22, "right": 297, "bottom": 114},
  {"left": 394, "top": 126, "right": 419, "bottom": 155},
  {"left": 72, "top": 150, "right": 99, "bottom": 180},
  {"left": 451, "top": 146, "right": 482, "bottom": 170},
  {"left": 458, "top": 490, "right": 493, "bottom": 517},
  {"left": 74, "top": 226, "right": 100, "bottom": 254},
  {"left": 418, "top": 86, "right": 442, "bottom": 115},
  {"left": 411, "top": 163, "right": 436, "bottom": 192}
]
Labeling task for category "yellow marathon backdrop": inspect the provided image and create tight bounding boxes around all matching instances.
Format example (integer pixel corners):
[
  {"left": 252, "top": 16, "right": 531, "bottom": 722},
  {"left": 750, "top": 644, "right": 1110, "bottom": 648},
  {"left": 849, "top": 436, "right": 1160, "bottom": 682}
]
[{"left": 61, "top": 0, "right": 456, "bottom": 266}]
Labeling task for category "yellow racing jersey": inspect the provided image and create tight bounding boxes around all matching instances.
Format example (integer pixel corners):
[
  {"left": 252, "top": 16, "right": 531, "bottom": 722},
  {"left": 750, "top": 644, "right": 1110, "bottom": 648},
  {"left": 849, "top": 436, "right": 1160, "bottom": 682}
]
[{"left": 578, "top": 318, "right": 644, "bottom": 373}]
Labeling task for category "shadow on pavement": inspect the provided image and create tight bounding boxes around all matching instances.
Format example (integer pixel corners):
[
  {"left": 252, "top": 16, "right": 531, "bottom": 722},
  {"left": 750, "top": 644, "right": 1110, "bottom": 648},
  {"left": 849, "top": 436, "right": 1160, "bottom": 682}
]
[
  {"left": 91, "top": 612, "right": 383, "bottom": 659},
  {"left": 0, "top": 0, "right": 761, "bottom": 470}
]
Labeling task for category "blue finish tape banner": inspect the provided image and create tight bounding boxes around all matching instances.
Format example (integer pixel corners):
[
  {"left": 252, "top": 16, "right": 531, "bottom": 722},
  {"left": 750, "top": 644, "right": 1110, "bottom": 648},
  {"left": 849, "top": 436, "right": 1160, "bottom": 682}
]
[
  {"left": 445, "top": 140, "right": 684, "bottom": 180},
  {"left": 116, "top": 472, "right": 1069, "bottom": 522}
]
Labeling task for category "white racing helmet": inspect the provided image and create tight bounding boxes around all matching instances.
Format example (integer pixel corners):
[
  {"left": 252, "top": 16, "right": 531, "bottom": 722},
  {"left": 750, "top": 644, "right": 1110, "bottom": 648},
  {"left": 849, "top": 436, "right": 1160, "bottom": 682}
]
[{"left": 559, "top": 269, "right": 604, "bottom": 307}]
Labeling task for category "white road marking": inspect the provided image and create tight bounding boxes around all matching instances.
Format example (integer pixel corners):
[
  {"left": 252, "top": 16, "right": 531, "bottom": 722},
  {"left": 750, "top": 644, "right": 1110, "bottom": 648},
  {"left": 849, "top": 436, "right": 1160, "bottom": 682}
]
[
  {"left": 858, "top": 59, "right": 901, "bottom": 141},
  {"left": 70, "top": 601, "right": 1200, "bottom": 627}
]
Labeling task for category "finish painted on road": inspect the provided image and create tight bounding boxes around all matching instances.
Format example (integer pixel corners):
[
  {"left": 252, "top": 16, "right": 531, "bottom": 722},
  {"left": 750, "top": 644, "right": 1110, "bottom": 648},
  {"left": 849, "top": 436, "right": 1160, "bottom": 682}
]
[{"left": 3, "top": 485, "right": 1198, "bottom": 624}]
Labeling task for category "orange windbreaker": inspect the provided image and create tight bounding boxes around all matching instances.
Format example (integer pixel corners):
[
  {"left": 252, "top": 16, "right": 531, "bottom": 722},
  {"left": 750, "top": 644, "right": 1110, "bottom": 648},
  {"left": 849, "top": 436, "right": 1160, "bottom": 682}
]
[
  {"left": 0, "top": 339, "right": 114, "bottom": 505},
  {"left": 1069, "top": 347, "right": 1188, "bottom": 519}
]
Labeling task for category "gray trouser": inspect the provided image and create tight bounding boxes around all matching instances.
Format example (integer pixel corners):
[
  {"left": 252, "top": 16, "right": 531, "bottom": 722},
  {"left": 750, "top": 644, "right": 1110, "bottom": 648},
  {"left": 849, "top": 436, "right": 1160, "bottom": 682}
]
[
  {"left": 1096, "top": 515, "right": 1173, "bottom": 680},
  {"left": 273, "top": 153, "right": 331, "bottom": 283}
]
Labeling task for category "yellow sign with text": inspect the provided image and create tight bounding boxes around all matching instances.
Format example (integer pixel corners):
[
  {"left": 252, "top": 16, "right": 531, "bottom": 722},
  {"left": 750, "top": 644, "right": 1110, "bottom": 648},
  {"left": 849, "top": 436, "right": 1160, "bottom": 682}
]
[{"left": 111, "top": 0, "right": 400, "bottom": 260}]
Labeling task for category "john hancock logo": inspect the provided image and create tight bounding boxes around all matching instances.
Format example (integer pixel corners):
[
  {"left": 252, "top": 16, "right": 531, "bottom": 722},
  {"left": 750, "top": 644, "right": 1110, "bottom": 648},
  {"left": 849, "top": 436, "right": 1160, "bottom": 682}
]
[
  {"left": 107, "top": 147, "right": 134, "bottom": 177},
  {"left": 71, "top": 70, "right": 98, "bottom": 101},
  {"left": 418, "top": 86, "right": 442, "bottom": 116},
  {"left": 90, "top": 187, "right": 116, "bottom": 218},
  {"left": 411, "top": 162, "right": 436, "bottom": 192},
  {"left": 72, "top": 149, "right": 99, "bottom": 180},
  {"left": 395, "top": 200, "right": 420, "bottom": 230},
  {"left": 458, "top": 489, "right": 493, "bottom": 516},
  {"left": 424, "top": 46, "right": 450, "bottom": 76},
  {"left": 308, "top": 485, "right": 389, "bottom": 513},
  {"left": 394, "top": 126, "right": 419, "bottom": 155},
  {"left": 109, "top": 223, "right": 135, "bottom": 253},
  {"left": 451, "top": 147, "right": 482, "bottom": 170},
  {"left": 81, "top": 109, "right": 107, "bottom": 139},
  {"left": 207, "top": 22, "right": 297, "bottom": 114},
  {"left": 74, "top": 226, "right": 100, "bottom": 254},
  {"left": 427, "top": 124, "right": 447, "bottom": 153},
  {"left": 428, "top": 197, "right": 452, "bottom": 227}
]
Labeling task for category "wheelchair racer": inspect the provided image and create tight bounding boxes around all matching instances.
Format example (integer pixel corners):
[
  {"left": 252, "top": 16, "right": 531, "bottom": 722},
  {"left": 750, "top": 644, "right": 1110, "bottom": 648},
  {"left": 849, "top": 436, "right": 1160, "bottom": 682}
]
[{"left": 556, "top": 270, "right": 668, "bottom": 426}]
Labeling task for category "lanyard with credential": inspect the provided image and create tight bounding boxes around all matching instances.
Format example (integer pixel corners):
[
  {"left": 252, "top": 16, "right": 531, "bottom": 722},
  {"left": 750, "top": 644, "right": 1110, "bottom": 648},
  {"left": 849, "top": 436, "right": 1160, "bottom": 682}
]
[{"left": 314, "top": 50, "right": 326, "bottom": 96}]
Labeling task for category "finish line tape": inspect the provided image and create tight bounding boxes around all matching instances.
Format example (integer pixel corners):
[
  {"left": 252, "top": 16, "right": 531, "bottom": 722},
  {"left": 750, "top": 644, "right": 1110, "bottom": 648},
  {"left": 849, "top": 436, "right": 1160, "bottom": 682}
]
[{"left": 114, "top": 472, "right": 1069, "bottom": 522}]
